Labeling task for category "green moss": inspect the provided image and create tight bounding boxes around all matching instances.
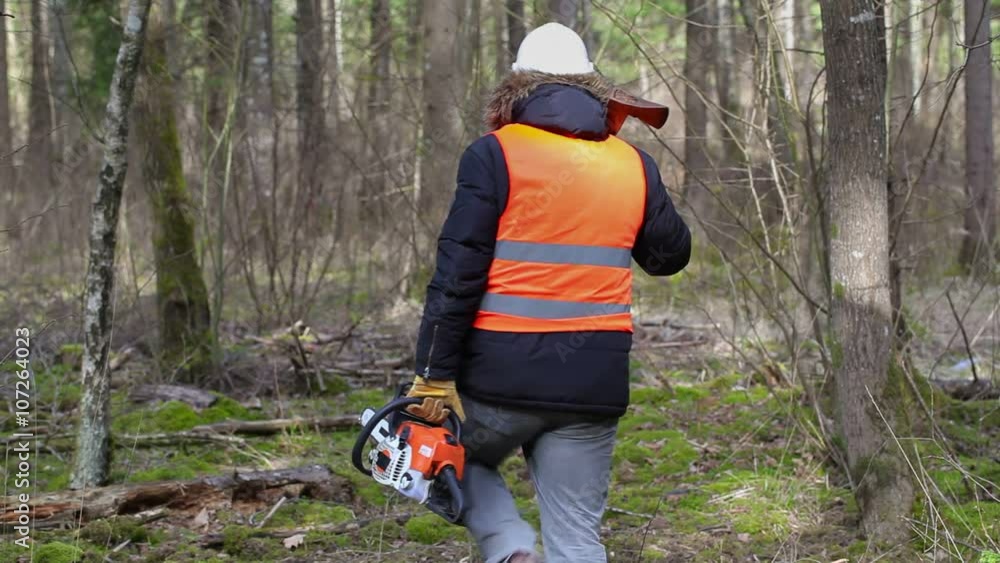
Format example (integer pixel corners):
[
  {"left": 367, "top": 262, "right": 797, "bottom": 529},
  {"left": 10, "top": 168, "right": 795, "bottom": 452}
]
[
  {"left": 613, "top": 429, "right": 698, "bottom": 484},
  {"left": 980, "top": 551, "right": 1000, "bottom": 563},
  {"left": 35, "top": 541, "right": 84, "bottom": 563},
  {"left": 129, "top": 453, "right": 217, "bottom": 482},
  {"left": 359, "top": 519, "right": 403, "bottom": 545},
  {"left": 263, "top": 500, "right": 354, "bottom": 528},
  {"left": 322, "top": 375, "right": 351, "bottom": 396},
  {"left": 833, "top": 282, "right": 846, "bottom": 299},
  {"left": 630, "top": 386, "right": 673, "bottom": 405},
  {"left": 404, "top": 514, "right": 467, "bottom": 544},
  {"left": 344, "top": 388, "right": 393, "bottom": 413},
  {"left": 56, "top": 344, "right": 84, "bottom": 367},
  {"left": 221, "top": 525, "right": 253, "bottom": 556},
  {"left": 79, "top": 517, "right": 148, "bottom": 546},
  {"left": 113, "top": 396, "right": 259, "bottom": 434},
  {"left": 672, "top": 385, "right": 710, "bottom": 403},
  {"left": 708, "top": 373, "right": 743, "bottom": 392},
  {"left": 933, "top": 499, "right": 1000, "bottom": 542},
  {"left": 722, "top": 386, "right": 769, "bottom": 405}
]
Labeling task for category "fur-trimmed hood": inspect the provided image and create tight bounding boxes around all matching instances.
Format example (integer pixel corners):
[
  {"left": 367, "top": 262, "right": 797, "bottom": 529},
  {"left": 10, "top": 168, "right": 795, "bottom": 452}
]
[{"left": 484, "top": 71, "right": 617, "bottom": 131}]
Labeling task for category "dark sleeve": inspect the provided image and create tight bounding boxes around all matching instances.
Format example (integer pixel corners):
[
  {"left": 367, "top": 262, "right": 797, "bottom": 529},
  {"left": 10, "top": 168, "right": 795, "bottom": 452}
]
[
  {"left": 631, "top": 149, "right": 692, "bottom": 276},
  {"left": 414, "top": 135, "right": 509, "bottom": 380}
]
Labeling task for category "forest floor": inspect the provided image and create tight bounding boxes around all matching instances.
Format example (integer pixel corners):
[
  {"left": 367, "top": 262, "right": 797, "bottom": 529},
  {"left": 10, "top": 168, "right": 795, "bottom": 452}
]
[{"left": 1, "top": 280, "right": 999, "bottom": 562}]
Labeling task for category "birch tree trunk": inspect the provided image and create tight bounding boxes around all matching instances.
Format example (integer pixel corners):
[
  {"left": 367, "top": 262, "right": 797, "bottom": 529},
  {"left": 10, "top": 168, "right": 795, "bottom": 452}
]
[
  {"left": 28, "top": 0, "right": 53, "bottom": 194},
  {"left": 72, "top": 0, "right": 152, "bottom": 490},
  {"left": 137, "top": 11, "right": 217, "bottom": 384},
  {"left": 959, "top": 0, "right": 995, "bottom": 274},
  {"left": 418, "top": 0, "right": 461, "bottom": 225},
  {"left": 818, "top": 0, "right": 914, "bottom": 543}
]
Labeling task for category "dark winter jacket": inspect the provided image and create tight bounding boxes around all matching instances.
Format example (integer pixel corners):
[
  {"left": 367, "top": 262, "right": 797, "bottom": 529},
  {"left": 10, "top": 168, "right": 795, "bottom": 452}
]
[{"left": 413, "top": 71, "right": 691, "bottom": 417}]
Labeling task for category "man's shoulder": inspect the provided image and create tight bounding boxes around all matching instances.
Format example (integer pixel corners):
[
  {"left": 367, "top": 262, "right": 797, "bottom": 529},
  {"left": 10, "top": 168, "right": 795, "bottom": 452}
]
[{"left": 462, "top": 132, "right": 506, "bottom": 166}]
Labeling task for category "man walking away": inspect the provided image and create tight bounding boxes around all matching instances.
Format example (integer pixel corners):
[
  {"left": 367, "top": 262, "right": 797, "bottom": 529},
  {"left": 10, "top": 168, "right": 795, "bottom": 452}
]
[{"left": 405, "top": 22, "right": 692, "bottom": 563}]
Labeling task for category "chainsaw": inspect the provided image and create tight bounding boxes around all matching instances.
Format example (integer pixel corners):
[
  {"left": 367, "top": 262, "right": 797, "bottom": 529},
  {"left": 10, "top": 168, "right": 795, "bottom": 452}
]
[{"left": 351, "top": 389, "right": 466, "bottom": 523}]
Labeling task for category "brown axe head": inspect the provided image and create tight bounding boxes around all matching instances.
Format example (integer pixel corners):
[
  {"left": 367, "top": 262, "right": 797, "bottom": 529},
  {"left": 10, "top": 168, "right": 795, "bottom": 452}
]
[{"left": 607, "top": 88, "right": 670, "bottom": 134}]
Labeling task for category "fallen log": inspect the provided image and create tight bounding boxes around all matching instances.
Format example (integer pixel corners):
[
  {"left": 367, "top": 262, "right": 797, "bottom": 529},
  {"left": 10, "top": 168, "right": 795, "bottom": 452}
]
[
  {"left": 188, "top": 415, "right": 359, "bottom": 435},
  {"left": 0, "top": 464, "right": 339, "bottom": 528},
  {"left": 129, "top": 384, "right": 219, "bottom": 409},
  {"left": 199, "top": 512, "right": 414, "bottom": 548}
]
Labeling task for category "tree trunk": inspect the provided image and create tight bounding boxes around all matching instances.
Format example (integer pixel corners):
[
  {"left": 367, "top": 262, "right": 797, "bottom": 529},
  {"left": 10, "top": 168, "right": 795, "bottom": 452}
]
[
  {"left": 714, "top": 0, "right": 740, "bottom": 162},
  {"left": 818, "top": 0, "right": 914, "bottom": 543},
  {"left": 418, "top": 0, "right": 462, "bottom": 225},
  {"left": 205, "top": 0, "right": 242, "bottom": 337},
  {"left": 137, "top": 13, "right": 216, "bottom": 385},
  {"left": 959, "top": 0, "right": 995, "bottom": 274},
  {"left": 463, "top": 0, "right": 483, "bottom": 134},
  {"left": 683, "top": 0, "right": 713, "bottom": 208},
  {"left": 21, "top": 465, "right": 342, "bottom": 527},
  {"left": 291, "top": 0, "right": 326, "bottom": 310},
  {"left": 507, "top": 0, "right": 526, "bottom": 61},
  {"left": 0, "top": 0, "right": 12, "bottom": 188},
  {"left": 296, "top": 0, "right": 325, "bottom": 205},
  {"left": 889, "top": 0, "right": 914, "bottom": 141},
  {"left": 204, "top": 0, "right": 240, "bottom": 189},
  {"left": 28, "top": 0, "right": 53, "bottom": 194},
  {"left": 546, "top": 0, "right": 579, "bottom": 29},
  {"left": 326, "top": 0, "right": 341, "bottom": 123},
  {"left": 363, "top": 0, "right": 391, "bottom": 223},
  {"left": 49, "top": 0, "right": 72, "bottom": 157},
  {"left": 494, "top": 0, "right": 506, "bottom": 79},
  {"left": 72, "top": 0, "right": 152, "bottom": 490}
]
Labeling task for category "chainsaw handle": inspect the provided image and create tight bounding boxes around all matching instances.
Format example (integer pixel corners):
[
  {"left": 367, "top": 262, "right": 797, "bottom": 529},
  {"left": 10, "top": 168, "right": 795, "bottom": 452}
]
[
  {"left": 351, "top": 396, "right": 462, "bottom": 476},
  {"left": 436, "top": 464, "right": 465, "bottom": 524}
]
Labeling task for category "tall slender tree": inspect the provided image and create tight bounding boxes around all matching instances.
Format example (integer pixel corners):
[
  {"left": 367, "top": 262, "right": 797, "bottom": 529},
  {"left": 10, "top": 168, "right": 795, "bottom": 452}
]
[
  {"left": 137, "top": 8, "right": 217, "bottom": 384},
  {"left": 507, "top": 0, "right": 526, "bottom": 61},
  {"left": 959, "top": 0, "right": 995, "bottom": 274},
  {"left": 73, "top": 0, "right": 152, "bottom": 489},
  {"left": 0, "top": 0, "right": 13, "bottom": 188},
  {"left": 205, "top": 0, "right": 240, "bottom": 186},
  {"left": 683, "top": 0, "right": 713, "bottom": 210},
  {"left": 419, "top": 0, "right": 461, "bottom": 224},
  {"left": 714, "top": 0, "right": 739, "bottom": 162},
  {"left": 364, "top": 0, "right": 391, "bottom": 222},
  {"left": 494, "top": 0, "right": 506, "bottom": 78},
  {"left": 818, "top": 0, "right": 914, "bottom": 543},
  {"left": 28, "top": 0, "right": 53, "bottom": 194},
  {"left": 295, "top": 0, "right": 325, "bottom": 215},
  {"left": 50, "top": 0, "right": 72, "bottom": 156},
  {"left": 290, "top": 0, "right": 327, "bottom": 314}
]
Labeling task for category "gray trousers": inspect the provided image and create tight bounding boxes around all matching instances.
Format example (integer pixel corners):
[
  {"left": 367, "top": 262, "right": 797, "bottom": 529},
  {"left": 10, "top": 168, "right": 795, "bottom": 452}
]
[{"left": 459, "top": 395, "right": 619, "bottom": 563}]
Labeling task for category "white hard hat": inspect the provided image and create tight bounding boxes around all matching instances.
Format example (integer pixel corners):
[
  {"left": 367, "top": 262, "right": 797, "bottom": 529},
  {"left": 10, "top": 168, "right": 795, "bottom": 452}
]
[{"left": 511, "top": 22, "right": 594, "bottom": 75}]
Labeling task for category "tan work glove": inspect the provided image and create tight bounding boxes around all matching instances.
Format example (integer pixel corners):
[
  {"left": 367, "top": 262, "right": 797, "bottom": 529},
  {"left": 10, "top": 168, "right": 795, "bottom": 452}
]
[{"left": 405, "top": 376, "right": 466, "bottom": 424}]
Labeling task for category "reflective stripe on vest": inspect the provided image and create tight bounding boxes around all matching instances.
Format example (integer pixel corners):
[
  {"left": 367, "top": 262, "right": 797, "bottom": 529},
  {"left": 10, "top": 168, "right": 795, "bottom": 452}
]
[
  {"left": 495, "top": 240, "right": 632, "bottom": 268},
  {"left": 473, "top": 124, "right": 647, "bottom": 333}
]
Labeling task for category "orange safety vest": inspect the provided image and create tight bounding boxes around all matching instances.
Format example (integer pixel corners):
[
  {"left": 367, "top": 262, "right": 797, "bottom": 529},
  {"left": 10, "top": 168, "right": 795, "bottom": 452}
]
[{"left": 473, "top": 124, "right": 647, "bottom": 333}]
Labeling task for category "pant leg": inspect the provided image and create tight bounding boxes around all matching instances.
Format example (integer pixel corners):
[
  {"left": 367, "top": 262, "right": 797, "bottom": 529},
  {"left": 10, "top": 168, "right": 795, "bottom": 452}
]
[
  {"left": 459, "top": 396, "right": 546, "bottom": 563},
  {"left": 525, "top": 417, "right": 618, "bottom": 563}
]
